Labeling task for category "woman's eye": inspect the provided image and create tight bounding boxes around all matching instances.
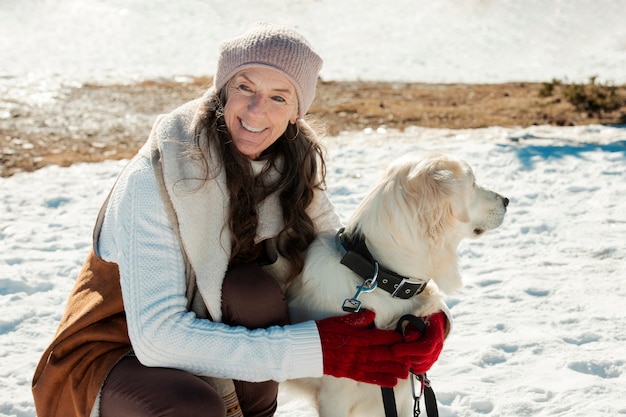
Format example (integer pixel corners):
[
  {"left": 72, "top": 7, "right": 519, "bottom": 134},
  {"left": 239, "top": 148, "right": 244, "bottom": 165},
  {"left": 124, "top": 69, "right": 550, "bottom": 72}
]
[
  {"left": 272, "top": 95, "right": 286, "bottom": 103},
  {"left": 238, "top": 84, "right": 252, "bottom": 92}
]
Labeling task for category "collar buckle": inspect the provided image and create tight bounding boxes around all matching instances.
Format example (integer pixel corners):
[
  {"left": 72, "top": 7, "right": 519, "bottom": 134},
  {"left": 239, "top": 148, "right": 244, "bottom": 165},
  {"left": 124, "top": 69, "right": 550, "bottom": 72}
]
[{"left": 390, "top": 278, "right": 428, "bottom": 299}]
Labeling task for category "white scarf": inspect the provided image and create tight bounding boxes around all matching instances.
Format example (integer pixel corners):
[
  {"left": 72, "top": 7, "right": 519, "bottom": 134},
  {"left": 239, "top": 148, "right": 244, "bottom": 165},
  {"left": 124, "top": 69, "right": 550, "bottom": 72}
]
[{"left": 145, "top": 95, "right": 286, "bottom": 323}]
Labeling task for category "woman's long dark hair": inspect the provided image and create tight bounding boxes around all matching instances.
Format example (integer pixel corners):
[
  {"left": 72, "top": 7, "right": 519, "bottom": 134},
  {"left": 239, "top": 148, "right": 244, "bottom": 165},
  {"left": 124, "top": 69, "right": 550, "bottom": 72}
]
[{"left": 192, "top": 87, "right": 327, "bottom": 282}]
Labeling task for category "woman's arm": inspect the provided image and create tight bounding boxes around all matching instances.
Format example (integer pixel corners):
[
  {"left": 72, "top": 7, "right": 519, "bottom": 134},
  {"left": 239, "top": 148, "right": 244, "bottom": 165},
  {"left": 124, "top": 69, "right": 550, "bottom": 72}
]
[{"left": 98, "top": 155, "right": 323, "bottom": 382}]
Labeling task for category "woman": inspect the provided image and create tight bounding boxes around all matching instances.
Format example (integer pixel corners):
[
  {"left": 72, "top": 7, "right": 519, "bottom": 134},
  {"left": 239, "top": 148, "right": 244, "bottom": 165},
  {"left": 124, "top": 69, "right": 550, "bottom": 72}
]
[{"left": 32, "top": 23, "right": 448, "bottom": 417}]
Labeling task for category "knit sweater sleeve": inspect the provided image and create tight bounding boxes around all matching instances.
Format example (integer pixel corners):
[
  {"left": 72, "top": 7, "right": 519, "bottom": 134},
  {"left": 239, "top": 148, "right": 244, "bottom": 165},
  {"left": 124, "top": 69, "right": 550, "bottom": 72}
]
[{"left": 98, "top": 155, "right": 323, "bottom": 382}]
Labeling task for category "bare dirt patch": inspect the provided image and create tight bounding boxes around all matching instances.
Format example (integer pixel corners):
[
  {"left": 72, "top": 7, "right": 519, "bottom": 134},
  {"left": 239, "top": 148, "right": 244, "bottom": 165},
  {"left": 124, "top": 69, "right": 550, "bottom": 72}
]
[{"left": 2, "top": 77, "right": 625, "bottom": 177}]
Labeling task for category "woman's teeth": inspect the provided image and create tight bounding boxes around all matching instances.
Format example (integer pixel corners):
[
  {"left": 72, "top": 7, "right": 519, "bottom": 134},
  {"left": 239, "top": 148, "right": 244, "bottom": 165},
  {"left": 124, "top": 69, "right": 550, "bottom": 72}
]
[{"left": 242, "top": 120, "right": 265, "bottom": 133}]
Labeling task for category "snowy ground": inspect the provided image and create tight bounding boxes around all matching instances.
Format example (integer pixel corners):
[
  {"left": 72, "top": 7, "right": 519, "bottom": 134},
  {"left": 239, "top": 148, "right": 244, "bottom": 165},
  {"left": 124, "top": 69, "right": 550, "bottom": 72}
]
[
  {"left": 2, "top": 0, "right": 626, "bottom": 92},
  {"left": 2, "top": 125, "right": 625, "bottom": 417},
  {"left": 1, "top": 0, "right": 626, "bottom": 416}
]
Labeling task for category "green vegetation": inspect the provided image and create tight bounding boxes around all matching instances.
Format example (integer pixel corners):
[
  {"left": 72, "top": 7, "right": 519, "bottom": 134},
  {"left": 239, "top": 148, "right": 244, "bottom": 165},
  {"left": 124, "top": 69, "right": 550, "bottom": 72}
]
[{"left": 540, "top": 77, "right": 625, "bottom": 117}]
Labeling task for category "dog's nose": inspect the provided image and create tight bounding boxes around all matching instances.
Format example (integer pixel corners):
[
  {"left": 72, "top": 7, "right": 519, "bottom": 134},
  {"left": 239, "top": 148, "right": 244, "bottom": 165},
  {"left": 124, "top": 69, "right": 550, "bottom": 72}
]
[{"left": 503, "top": 197, "right": 509, "bottom": 208}]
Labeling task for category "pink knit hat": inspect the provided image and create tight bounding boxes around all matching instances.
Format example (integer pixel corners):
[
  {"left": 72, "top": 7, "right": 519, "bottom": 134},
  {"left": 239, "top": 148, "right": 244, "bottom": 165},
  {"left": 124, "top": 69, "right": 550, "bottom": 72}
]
[{"left": 214, "top": 23, "right": 323, "bottom": 117}]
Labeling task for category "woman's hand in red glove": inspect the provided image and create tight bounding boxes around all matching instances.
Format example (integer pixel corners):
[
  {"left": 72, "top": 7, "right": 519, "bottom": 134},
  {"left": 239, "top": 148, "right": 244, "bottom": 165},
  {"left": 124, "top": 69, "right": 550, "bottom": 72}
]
[
  {"left": 316, "top": 310, "right": 409, "bottom": 387},
  {"left": 392, "top": 311, "right": 448, "bottom": 374}
]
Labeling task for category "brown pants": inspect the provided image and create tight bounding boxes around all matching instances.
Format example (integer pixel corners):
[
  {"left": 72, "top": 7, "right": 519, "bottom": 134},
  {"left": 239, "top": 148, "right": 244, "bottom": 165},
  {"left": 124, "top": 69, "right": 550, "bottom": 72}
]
[{"left": 100, "top": 264, "right": 289, "bottom": 417}]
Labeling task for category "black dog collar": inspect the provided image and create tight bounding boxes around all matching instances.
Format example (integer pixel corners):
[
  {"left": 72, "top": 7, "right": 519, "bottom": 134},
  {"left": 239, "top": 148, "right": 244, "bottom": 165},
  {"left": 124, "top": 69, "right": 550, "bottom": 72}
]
[{"left": 336, "top": 228, "right": 429, "bottom": 299}]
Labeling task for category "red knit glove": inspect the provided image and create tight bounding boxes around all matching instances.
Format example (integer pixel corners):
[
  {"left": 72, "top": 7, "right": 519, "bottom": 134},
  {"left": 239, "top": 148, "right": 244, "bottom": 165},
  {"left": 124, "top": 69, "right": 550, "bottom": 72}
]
[
  {"left": 316, "top": 310, "right": 409, "bottom": 387},
  {"left": 392, "top": 311, "right": 447, "bottom": 374}
]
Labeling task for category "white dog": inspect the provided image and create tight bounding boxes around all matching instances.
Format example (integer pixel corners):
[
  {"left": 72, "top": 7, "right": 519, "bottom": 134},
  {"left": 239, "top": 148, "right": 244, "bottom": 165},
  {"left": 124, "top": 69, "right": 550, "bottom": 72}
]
[{"left": 285, "top": 151, "right": 508, "bottom": 417}]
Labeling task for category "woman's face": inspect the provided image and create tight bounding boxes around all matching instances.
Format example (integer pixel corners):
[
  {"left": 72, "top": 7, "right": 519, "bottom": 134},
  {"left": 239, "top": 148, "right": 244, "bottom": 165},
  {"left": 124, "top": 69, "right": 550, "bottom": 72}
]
[{"left": 224, "top": 67, "right": 299, "bottom": 160}]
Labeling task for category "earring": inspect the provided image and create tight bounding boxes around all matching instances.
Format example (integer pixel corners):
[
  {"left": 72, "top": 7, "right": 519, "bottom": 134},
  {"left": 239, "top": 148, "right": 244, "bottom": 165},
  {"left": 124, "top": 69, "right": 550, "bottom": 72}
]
[{"left": 285, "top": 122, "right": 300, "bottom": 142}]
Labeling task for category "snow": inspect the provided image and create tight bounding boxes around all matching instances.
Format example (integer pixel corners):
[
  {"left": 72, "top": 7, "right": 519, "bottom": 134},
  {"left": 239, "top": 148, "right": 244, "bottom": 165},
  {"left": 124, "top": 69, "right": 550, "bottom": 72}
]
[
  {"left": 2, "top": 0, "right": 626, "bottom": 87},
  {"left": 1, "top": 1, "right": 625, "bottom": 416}
]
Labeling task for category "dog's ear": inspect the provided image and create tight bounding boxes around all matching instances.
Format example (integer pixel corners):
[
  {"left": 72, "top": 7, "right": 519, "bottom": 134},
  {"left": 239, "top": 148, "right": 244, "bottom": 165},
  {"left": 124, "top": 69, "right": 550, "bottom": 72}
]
[
  {"left": 403, "top": 158, "right": 468, "bottom": 241},
  {"left": 450, "top": 161, "right": 473, "bottom": 223},
  {"left": 450, "top": 182, "right": 470, "bottom": 223}
]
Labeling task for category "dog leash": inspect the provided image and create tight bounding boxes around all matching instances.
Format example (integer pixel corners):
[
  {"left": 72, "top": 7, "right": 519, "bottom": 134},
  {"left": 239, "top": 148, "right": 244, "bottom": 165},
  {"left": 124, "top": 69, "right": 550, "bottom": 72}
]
[
  {"left": 381, "top": 374, "right": 438, "bottom": 417},
  {"left": 382, "top": 314, "right": 440, "bottom": 417}
]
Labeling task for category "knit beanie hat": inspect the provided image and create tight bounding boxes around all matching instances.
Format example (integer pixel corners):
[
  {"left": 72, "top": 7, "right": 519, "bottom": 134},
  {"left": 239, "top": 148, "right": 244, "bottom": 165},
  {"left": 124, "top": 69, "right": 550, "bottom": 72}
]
[{"left": 214, "top": 22, "right": 323, "bottom": 117}]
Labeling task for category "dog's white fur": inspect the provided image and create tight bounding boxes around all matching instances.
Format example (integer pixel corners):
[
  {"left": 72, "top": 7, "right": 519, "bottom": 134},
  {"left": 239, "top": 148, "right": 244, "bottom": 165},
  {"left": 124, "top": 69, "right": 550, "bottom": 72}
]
[{"left": 285, "top": 151, "right": 508, "bottom": 417}]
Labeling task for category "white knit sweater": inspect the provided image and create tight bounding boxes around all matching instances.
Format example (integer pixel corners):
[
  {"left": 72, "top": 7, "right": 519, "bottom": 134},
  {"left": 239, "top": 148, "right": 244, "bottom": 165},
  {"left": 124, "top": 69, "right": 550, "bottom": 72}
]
[{"left": 98, "top": 96, "right": 341, "bottom": 383}]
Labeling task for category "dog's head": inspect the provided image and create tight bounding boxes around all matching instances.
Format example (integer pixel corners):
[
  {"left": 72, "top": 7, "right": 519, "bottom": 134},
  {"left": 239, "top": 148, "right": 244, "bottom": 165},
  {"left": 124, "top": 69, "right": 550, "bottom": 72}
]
[
  {"left": 402, "top": 151, "right": 508, "bottom": 241},
  {"left": 348, "top": 151, "right": 508, "bottom": 293}
]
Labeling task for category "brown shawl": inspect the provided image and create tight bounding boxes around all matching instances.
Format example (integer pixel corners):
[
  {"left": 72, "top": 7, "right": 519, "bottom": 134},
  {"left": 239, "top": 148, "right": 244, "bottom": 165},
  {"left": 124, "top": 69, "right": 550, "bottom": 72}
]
[{"left": 31, "top": 249, "right": 130, "bottom": 417}]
